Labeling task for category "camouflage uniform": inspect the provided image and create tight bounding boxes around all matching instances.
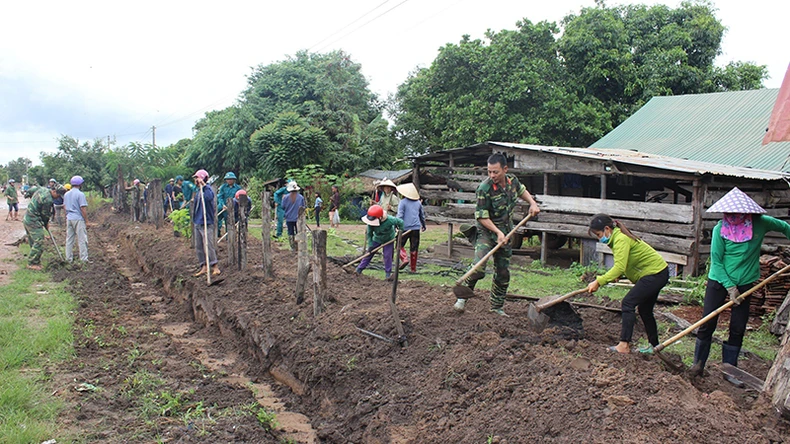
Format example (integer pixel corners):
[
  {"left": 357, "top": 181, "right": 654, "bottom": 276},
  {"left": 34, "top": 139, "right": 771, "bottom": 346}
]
[
  {"left": 463, "top": 174, "right": 526, "bottom": 309},
  {"left": 23, "top": 188, "right": 54, "bottom": 265}
]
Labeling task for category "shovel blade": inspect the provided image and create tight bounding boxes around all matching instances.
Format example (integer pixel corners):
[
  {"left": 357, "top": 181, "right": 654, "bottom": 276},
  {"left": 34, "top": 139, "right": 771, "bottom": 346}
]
[{"left": 527, "top": 303, "right": 550, "bottom": 332}]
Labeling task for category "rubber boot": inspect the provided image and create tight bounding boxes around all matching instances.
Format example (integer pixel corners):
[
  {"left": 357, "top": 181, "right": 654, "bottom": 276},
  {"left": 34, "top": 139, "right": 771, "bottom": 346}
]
[
  {"left": 409, "top": 251, "right": 418, "bottom": 274},
  {"left": 722, "top": 342, "right": 744, "bottom": 387},
  {"left": 688, "top": 338, "right": 711, "bottom": 377}
]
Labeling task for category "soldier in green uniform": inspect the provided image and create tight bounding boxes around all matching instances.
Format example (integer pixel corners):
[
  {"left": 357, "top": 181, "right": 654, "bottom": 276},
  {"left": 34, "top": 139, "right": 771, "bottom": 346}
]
[
  {"left": 217, "top": 172, "right": 241, "bottom": 236},
  {"left": 5, "top": 179, "right": 19, "bottom": 221},
  {"left": 23, "top": 186, "right": 67, "bottom": 270},
  {"left": 453, "top": 153, "right": 540, "bottom": 317}
]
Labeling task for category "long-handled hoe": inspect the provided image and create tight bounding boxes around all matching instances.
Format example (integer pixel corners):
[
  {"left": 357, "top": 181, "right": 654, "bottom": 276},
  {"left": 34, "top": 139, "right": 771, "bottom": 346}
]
[
  {"left": 452, "top": 214, "right": 533, "bottom": 299},
  {"left": 652, "top": 262, "right": 790, "bottom": 371},
  {"left": 199, "top": 186, "right": 224, "bottom": 287}
]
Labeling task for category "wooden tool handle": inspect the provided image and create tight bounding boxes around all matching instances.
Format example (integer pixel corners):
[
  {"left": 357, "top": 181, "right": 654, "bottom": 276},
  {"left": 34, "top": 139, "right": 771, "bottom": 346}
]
[
  {"left": 655, "top": 262, "right": 790, "bottom": 352},
  {"left": 200, "top": 187, "right": 212, "bottom": 285},
  {"left": 455, "top": 214, "right": 533, "bottom": 285},
  {"left": 534, "top": 288, "right": 588, "bottom": 311},
  {"left": 342, "top": 229, "right": 413, "bottom": 268}
]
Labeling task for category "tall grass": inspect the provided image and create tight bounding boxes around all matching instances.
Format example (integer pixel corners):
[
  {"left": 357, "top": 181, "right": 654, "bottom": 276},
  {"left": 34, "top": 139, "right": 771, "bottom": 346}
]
[{"left": 0, "top": 267, "right": 76, "bottom": 442}]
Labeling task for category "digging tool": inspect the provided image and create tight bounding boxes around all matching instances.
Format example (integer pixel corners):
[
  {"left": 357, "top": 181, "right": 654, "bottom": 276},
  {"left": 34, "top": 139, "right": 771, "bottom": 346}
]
[
  {"left": 526, "top": 288, "right": 588, "bottom": 331},
  {"left": 654, "top": 263, "right": 790, "bottom": 359},
  {"left": 452, "top": 214, "right": 533, "bottom": 299},
  {"left": 45, "top": 228, "right": 65, "bottom": 262},
  {"left": 198, "top": 185, "right": 224, "bottom": 286},
  {"left": 341, "top": 230, "right": 413, "bottom": 272}
]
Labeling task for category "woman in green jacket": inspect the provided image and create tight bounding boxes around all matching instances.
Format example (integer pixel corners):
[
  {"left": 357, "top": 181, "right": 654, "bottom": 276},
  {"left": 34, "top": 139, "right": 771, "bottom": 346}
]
[
  {"left": 690, "top": 188, "right": 790, "bottom": 382},
  {"left": 586, "top": 214, "right": 669, "bottom": 354}
]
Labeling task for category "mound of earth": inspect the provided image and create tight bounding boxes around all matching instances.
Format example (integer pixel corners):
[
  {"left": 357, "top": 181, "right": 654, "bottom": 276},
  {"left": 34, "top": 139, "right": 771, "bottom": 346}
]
[{"left": 78, "top": 210, "right": 790, "bottom": 443}]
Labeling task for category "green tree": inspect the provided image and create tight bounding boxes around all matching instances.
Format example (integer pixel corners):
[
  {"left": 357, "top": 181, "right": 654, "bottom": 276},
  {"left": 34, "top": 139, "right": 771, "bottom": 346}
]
[
  {"left": 5, "top": 157, "right": 32, "bottom": 183},
  {"left": 250, "top": 112, "right": 329, "bottom": 178},
  {"left": 186, "top": 50, "right": 397, "bottom": 178},
  {"left": 393, "top": 2, "right": 767, "bottom": 154}
]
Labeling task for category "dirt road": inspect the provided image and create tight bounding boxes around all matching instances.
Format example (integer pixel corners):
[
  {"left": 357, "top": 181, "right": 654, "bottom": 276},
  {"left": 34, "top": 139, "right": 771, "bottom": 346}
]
[{"left": 0, "top": 195, "right": 27, "bottom": 284}]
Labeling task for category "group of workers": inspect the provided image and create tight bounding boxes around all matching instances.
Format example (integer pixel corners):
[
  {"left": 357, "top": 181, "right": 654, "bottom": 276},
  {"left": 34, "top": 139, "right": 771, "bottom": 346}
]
[
  {"left": 439, "top": 153, "right": 787, "bottom": 386},
  {"left": 8, "top": 157, "right": 777, "bottom": 386},
  {"left": 4, "top": 176, "right": 90, "bottom": 270}
]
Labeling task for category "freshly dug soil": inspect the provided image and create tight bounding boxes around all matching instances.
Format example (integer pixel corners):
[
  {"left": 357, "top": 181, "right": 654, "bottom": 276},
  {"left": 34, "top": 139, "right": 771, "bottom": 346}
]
[{"left": 81, "top": 210, "right": 790, "bottom": 443}]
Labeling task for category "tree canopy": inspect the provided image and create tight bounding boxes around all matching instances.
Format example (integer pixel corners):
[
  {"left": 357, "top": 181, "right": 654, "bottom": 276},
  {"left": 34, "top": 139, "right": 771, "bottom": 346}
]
[
  {"left": 185, "top": 50, "right": 397, "bottom": 180},
  {"left": 392, "top": 1, "right": 767, "bottom": 154}
]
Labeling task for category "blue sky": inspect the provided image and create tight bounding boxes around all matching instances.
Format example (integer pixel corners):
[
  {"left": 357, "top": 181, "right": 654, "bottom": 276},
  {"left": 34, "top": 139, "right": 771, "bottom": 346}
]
[{"left": 1, "top": 0, "right": 786, "bottom": 166}]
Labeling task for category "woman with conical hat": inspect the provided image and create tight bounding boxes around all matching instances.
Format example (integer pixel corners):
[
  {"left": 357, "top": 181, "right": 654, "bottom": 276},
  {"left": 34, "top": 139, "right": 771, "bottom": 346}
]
[
  {"left": 396, "top": 183, "right": 426, "bottom": 273},
  {"left": 690, "top": 187, "right": 790, "bottom": 384}
]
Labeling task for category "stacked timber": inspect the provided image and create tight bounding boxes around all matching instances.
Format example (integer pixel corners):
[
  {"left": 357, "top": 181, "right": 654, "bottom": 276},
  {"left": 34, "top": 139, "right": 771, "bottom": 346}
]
[{"left": 752, "top": 255, "right": 790, "bottom": 317}]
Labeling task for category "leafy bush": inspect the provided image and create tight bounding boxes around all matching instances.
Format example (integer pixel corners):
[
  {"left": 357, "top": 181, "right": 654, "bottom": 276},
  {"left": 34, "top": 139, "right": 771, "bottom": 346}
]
[{"left": 168, "top": 209, "right": 192, "bottom": 238}]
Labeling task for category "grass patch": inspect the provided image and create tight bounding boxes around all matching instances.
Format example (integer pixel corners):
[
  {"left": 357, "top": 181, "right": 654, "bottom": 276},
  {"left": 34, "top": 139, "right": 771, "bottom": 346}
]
[{"left": 0, "top": 266, "right": 77, "bottom": 443}]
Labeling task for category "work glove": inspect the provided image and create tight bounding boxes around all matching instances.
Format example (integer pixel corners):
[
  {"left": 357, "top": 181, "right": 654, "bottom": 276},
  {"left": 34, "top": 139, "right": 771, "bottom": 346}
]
[{"left": 727, "top": 286, "right": 741, "bottom": 305}]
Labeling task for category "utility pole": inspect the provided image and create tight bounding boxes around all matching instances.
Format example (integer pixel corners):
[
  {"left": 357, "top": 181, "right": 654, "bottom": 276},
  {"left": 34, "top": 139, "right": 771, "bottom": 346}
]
[
  {"left": 152, "top": 126, "right": 156, "bottom": 149},
  {"left": 107, "top": 135, "right": 110, "bottom": 150}
]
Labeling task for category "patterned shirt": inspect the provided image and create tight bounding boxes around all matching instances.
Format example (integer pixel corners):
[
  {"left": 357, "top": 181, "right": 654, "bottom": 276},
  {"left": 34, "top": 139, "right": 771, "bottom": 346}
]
[
  {"left": 24, "top": 188, "right": 54, "bottom": 226},
  {"left": 474, "top": 174, "right": 526, "bottom": 227}
]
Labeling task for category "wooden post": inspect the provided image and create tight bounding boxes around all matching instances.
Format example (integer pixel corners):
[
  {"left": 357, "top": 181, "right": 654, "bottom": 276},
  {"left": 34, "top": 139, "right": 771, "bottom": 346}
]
[
  {"left": 390, "top": 229, "right": 407, "bottom": 346},
  {"left": 765, "top": 324, "right": 790, "bottom": 419},
  {"left": 312, "top": 229, "right": 327, "bottom": 316},
  {"left": 412, "top": 162, "right": 420, "bottom": 190},
  {"left": 295, "top": 207, "right": 309, "bottom": 305},
  {"left": 148, "top": 179, "right": 164, "bottom": 229},
  {"left": 600, "top": 174, "right": 607, "bottom": 200},
  {"left": 227, "top": 197, "right": 237, "bottom": 268},
  {"left": 238, "top": 195, "right": 248, "bottom": 271},
  {"left": 132, "top": 186, "right": 140, "bottom": 222},
  {"left": 114, "top": 165, "right": 126, "bottom": 213},
  {"left": 189, "top": 203, "right": 196, "bottom": 249},
  {"left": 447, "top": 223, "right": 453, "bottom": 258},
  {"left": 540, "top": 173, "right": 549, "bottom": 264},
  {"left": 686, "top": 179, "right": 704, "bottom": 277},
  {"left": 262, "top": 191, "right": 274, "bottom": 278},
  {"left": 212, "top": 184, "right": 219, "bottom": 252}
]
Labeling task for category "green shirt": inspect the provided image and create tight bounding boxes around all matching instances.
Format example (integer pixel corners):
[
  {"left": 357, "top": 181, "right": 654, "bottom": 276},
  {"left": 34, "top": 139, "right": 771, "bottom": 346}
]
[
  {"left": 23, "top": 188, "right": 54, "bottom": 227},
  {"left": 366, "top": 216, "right": 404, "bottom": 246},
  {"left": 709, "top": 215, "right": 790, "bottom": 288},
  {"left": 4, "top": 185, "right": 18, "bottom": 204},
  {"left": 596, "top": 228, "right": 667, "bottom": 286},
  {"left": 474, "top": 175, "right": 526, "bottom": 229},
  {"left": 217, "top": 183, "right": 242, "bottom": 209}
]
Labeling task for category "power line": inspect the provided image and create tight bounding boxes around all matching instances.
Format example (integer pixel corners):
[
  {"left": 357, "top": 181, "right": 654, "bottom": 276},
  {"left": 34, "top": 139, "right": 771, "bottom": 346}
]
[
  {"left": 307, "top": 0, "right": 392, "bottom": 51},
  {"left": 315, "top": 0, "right": 411, "bottom": 53}
]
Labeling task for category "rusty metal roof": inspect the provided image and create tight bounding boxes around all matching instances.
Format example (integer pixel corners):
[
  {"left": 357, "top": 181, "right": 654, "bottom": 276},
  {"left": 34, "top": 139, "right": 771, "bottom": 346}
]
[
  {"left": 413, "top": 142, "right": 790, "bottom": 182},
  {"left": 590, "top": 89, "right": 790, "bottom": 171}
]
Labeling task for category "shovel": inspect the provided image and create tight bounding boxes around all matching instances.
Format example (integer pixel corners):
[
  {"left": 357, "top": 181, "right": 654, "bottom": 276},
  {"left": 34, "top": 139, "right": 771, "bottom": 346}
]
[
  {"left": 341, "top": 230, "right": 413, "bottom": 272},
  {"left": 452, "top": 214, "right": 533, "bottom": 299},
  {"left": 654, "top": 262, "right": 790, "bottom": 361},
  {"left": 526, "top": 288, "right": 588, "bottom": 331},
  {"left": 45, "top": 228, "right": 65, "bottom": 262}
]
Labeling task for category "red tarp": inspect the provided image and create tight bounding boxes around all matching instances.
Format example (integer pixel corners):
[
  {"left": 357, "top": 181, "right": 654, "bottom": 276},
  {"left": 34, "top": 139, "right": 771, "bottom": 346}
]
[{"left": 763, "top": 63, "right": 790, "bottom": 145}]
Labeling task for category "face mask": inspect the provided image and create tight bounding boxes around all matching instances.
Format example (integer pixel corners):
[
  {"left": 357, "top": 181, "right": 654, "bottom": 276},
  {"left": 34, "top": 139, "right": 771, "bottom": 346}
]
[{"left": 598, "top": 229, "right": 610, "bottom": 244}]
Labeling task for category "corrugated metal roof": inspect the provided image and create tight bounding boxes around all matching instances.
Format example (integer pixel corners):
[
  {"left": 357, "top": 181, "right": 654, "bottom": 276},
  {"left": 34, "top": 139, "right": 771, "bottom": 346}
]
[
  {"left": 358, "top": 169, "right": 413, "bottom": 181},
  {"left": 590, "top": 89, "right": 790, "bottom": 172},
  {"left": 490, "top": 142, "right": 790, "bottom": 181}
]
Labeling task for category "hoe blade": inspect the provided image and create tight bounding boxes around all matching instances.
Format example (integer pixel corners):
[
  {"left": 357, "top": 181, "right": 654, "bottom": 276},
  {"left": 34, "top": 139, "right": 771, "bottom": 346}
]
[{"left": 527, "top": 303, "right": 550, "bottom": 332}]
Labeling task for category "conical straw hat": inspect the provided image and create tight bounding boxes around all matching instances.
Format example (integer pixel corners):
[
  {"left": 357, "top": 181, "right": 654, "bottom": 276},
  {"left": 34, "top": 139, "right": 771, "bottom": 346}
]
[
  {"left": 707, "top": 187, "right": 766, "bottom": 214},
  {"left": 377, "top": 178, "right": 397, "bottom": 189},
  {"left": 396, "top": 183, "right": 420, "bottom": 200}
]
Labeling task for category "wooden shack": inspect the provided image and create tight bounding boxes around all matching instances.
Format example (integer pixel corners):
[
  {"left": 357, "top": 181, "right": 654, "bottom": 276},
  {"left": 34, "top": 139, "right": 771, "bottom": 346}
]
[{"left": 411, "top": 142, "right": 790, "bottom": 276}]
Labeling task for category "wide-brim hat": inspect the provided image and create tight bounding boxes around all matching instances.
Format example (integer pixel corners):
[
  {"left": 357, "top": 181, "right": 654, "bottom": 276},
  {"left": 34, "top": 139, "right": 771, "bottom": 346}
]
[
  {"left": 377, "top": 178, "right": 397, "bottom": 189},
  {"left": 361, "top": 215, "right": 380, "bottom": 226},
  {"left": 396, "top": 183, "right": 420, "bottom": 200},
  {"left": 707, "top": 187, "right": 766, "bottom": 214},
  {"left": 287, "top": 181, "right": 300, "bottom": 192}
]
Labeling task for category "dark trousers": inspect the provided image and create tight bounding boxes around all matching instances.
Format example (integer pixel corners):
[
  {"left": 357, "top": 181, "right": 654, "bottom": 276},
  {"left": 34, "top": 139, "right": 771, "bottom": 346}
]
[
  {"left": 697, "top": 280, "right": 753, "bottom": 348},
  {"left": 315, "top": 209, "right": 320, "bottom": 227},
  {"left": 403, "top": 230, "right": 420, "bottom": 252},
  {"left": 620, "top": 267, "right": 669, "bottom": 345},
  {"left": 286, "top": 221, "right": 297, "bottom": 236}
]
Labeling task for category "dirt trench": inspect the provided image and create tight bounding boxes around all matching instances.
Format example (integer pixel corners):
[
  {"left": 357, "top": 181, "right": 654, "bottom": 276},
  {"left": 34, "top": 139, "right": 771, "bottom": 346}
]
[{"left": 96, "top": 210, "right": 788, "bottom": 443}]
